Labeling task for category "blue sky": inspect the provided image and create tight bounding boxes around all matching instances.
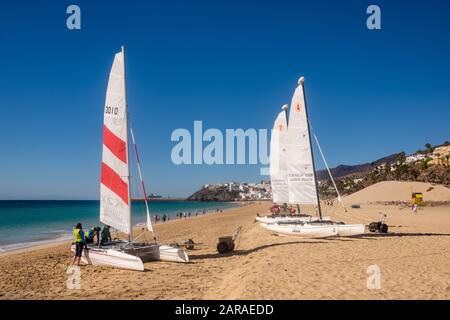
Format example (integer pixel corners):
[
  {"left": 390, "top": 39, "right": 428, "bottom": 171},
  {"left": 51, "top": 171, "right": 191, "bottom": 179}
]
[{"left": 1, "top": 0, "right": 449, "bottom": 199}]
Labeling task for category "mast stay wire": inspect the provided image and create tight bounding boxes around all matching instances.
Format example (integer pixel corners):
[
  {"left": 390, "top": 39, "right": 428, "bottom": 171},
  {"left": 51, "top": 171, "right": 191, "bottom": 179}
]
[
  {"left": 307, "top": 120, "right": 347, "bottom": 212},
  {"left": 308, "top": 120, "right": 373, "bottom": 225}
]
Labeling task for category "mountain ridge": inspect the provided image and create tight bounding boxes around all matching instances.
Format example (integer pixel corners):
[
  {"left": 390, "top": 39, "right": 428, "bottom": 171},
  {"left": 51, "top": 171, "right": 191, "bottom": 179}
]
[{"left": 316, "top": 152, "right": 401, "bottom": 180}]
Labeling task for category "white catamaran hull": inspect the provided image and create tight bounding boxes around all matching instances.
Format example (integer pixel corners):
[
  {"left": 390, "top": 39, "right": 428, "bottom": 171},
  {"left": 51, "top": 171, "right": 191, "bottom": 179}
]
[
  {"left": 71, "top": 244, "right": 145, "bottom": 271},
  {"left": 260, "top": 222, "right": 365, "bottom": 238},
  {"left": 334, "top": 224, "right": 365, "bottom": 236},
  {"left": 255, "top": 215, "right": 330, "bottom": 224},
  {"left": 307, "top": 222, "right": 365, "bottom": 236},
  {"left": 71, "top": 242, "right": 189, "bottom": 271},
  {"left": 151, "top": 244, "right": 190, "bottom": 263},
  {"left": 260, "top": 223, "right": 338, "bottom": 238}
]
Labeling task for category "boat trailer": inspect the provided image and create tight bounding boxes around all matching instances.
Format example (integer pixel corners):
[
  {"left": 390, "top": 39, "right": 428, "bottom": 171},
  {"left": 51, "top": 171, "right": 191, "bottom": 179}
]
[{"left": 217, "top": 226, "right": 242, "bottom": 254}]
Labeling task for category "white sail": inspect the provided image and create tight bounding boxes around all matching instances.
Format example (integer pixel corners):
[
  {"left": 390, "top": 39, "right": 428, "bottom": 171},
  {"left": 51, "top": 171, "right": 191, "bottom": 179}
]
[
  {"left": 286, "top": 77, "right": 318, "bottom": 205},
  {"left": 100, "top": 47, "right": 132, "bottom": 235},
  {"left": 270, "top": 107, "right": 289, "bottom": 204}
]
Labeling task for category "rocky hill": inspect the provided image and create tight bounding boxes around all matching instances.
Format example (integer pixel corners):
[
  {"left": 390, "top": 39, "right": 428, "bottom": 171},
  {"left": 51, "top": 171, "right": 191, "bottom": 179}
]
[
  {"left": 316, "top": 152, "right": 401, "bottom": 180},
  {"left": 187, "top": 182, "right": 271, "bottom": 202},
  {"left": 188, "top": 142, "right": 449, "bottom": 201},
  {"left": 187, "top": 188, "right": 240, "bottom": 202}
]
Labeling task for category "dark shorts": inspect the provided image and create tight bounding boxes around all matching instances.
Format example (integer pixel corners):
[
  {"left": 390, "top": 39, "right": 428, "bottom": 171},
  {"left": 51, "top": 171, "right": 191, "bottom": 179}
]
[{"left": 75, "top": 243, "right": 84, "bottom": 257}]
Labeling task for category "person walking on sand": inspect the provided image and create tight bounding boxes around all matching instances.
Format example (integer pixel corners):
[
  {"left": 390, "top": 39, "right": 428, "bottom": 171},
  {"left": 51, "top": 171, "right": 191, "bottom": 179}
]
[
  {"left": 412, "top": 203, "right": 418, "bottom": 214},
  {"left": 72, "top": 223, "right": 85, "bottom": 266}
]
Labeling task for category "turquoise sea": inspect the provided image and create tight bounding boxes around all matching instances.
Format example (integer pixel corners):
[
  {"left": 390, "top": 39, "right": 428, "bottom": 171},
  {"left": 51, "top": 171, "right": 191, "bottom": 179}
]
[{"left": 0, "top": 200, "right": 238, "bottom": 252}]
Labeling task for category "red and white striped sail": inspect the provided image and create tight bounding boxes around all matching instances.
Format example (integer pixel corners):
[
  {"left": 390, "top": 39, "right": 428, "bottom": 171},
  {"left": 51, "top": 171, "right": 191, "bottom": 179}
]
[
  {"left": 286, "top": 77, "right": 318, "bottom": 205},
  {"left": 100, "top": 47, "right": 131, "bottom": 235},
  {"left": 270, "top": 107, "right": 289, "bottom": 204}
]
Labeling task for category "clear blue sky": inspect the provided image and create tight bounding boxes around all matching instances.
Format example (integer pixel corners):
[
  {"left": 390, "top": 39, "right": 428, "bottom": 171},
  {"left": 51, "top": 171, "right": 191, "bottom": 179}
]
[{"left": 1, "top": 0, "right": 449, "bottom": 199}]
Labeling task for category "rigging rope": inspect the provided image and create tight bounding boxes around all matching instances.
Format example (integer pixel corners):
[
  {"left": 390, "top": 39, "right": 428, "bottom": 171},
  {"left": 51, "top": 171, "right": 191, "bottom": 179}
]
[
  {"left": 307, "top": 120, "right": 347, "bottom": 212},
  {"left": 129, "top": 121, "right": 156, "bottom": 240},
  {"left": 307, "top": 121, "right": 373, "bottom": 225}
]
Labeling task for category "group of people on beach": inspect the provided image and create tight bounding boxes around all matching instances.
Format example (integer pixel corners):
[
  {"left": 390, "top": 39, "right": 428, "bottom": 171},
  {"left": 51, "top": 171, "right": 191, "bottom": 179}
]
[
  {"left": 153, "top": 209, "right": 224, "bottom": 223},
  {"left": 154, "top": 214, "right": 169, "bottom": 224},
  {"left": 72, "top": 207, "right": 228, "bottom": 264},
  {"left": 71, "top": 223, "right": 112, "bottom": 266}
]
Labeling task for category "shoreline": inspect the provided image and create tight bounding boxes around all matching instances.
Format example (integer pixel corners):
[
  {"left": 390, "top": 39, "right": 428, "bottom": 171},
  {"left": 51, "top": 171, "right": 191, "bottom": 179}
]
[{"left": 0, "top": 202, "right": 247, "bottom": 255}]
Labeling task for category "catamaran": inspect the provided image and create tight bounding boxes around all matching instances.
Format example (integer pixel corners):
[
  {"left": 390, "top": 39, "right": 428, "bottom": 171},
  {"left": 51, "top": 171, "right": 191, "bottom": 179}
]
[
  {"left": 71, "top": 47, "right": 189, "bottom": 271},
  {"left": 260, "top": 77, "right": 365, "bottom": 237},
  {"left": 255, "top": 104, "right": 329, "bottom": 224}
]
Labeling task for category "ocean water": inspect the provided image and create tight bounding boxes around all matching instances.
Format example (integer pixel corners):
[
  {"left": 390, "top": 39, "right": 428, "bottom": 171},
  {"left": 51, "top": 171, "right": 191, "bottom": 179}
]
[{"left": 0, "top": 200, "right": 238, "bottom": 252}]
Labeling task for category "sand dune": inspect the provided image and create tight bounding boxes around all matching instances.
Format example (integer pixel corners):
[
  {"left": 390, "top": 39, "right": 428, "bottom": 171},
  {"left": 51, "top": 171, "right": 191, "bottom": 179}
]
[
  {"left": 1, "top": 184, "right": 450, "bottom": 300},
  {"left": 343, "top": 181, "right": 450, "bottom": 204}
]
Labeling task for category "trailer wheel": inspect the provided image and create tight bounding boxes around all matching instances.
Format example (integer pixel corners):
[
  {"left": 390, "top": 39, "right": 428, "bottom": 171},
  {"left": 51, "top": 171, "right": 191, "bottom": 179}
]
[
  {"left": 185, "top": 239, "right": 195, "bottom": 250},
  {"left": 217, "top": 242, "right": 229, "bottom": 254},
  {"left": 368, "top": 222, "right": 378, "bottom": 232}
]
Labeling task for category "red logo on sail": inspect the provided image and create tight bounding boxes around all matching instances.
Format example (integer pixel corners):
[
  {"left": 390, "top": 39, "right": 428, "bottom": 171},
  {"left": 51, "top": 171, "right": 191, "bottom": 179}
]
[{"left": 295, "top": 103, "right": 301, "bottom": 112}]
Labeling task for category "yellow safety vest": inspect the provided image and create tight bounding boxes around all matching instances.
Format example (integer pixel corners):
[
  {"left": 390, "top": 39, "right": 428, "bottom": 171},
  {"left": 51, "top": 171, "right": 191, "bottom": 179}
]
[{"left": 73, "top": 228, "right": 83, "bottom": 243}]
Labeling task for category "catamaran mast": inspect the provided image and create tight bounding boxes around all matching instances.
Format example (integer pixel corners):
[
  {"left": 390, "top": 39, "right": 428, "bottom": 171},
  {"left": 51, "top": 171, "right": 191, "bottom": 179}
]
[
  {"left": 122, "top": 45, "right": 133, "bottom": 242},
  {"left": 300, "top": 77, "right": 323, "bottom": 220}
]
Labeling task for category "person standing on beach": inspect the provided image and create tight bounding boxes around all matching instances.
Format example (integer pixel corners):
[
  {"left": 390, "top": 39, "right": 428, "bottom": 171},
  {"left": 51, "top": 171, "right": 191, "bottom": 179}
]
[
  {"left": 72, "top": 223, "right": 85, "bottom": 266},
  {"left": 85, "top": 227, "right": 101, "bottom": 245},
  {"left": 100, "top": 225, "right": 112, "bottom": 246}
]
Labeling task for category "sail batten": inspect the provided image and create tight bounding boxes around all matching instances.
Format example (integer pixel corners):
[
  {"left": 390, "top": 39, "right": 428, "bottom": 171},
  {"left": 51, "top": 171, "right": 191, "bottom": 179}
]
[
  {"left": 100, "top": 49, "right": 132, "bottom": 235},
  {"left": 286, "top": 78, "right": 318, "bottom": 205}
]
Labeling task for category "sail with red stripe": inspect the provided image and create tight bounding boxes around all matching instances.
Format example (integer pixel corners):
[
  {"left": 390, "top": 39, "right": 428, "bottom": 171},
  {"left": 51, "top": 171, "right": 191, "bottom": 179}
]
[
  {"left": 100, "top": 47, "right": 131, "bottom": 235},
  {"left": 270, "top": 106, "right": 289, "bottom": 204}
]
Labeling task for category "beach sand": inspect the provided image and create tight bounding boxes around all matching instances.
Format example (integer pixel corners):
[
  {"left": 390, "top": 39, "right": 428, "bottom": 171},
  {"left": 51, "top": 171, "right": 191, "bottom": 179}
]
[{"left": 1, "top": 181, "right": 449, "bottom": 300}]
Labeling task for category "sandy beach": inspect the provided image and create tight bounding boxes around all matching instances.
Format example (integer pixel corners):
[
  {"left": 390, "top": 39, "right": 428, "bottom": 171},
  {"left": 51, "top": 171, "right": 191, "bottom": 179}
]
[{"left": 1, "top": 181, "right": 449, "bottom": 300}]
